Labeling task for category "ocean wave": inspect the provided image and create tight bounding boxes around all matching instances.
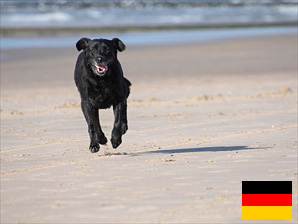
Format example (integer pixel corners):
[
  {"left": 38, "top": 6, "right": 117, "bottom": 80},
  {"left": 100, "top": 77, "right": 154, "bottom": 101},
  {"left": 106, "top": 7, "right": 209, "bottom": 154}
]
[
  {"left": 1, "top": 0, "right": 297, "bottom": 28},
  {"left": 1, "top": 0, "right": 297, "bottom": 9}
]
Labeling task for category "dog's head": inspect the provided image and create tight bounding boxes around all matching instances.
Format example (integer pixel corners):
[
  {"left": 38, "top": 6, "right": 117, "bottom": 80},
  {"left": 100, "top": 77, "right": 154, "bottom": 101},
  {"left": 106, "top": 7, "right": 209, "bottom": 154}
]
[{"left": 76, "top": 37, "right": 126, "bottom": 77}]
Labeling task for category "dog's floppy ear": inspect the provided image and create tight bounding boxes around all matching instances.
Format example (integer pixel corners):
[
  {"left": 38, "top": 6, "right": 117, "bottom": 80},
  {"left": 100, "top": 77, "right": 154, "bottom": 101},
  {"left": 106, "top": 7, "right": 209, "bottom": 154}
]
[
  {"left": 112, "top": 38, "right": 126, "bottom": 52},
  {"left": 76, "top": 38, "right": 91, "bottom": 51}
]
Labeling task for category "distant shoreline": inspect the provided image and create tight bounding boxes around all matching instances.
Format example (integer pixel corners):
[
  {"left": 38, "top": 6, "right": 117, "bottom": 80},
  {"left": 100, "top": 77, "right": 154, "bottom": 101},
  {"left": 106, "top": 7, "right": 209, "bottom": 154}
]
[
  {"left": 1, "top": 26, "right": 296, "bottom": 51},
  {"left": 1, "top": 22, "right": 297, "bottom": 37}
]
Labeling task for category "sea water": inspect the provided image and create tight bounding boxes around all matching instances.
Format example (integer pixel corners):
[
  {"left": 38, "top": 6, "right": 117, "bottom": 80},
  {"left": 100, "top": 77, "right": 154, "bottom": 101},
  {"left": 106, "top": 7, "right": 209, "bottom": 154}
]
[
  {"left": 0, "top": 0, "right": 297, "bottom": 49},
  {"left": 1, "top": 0, "right": 297, "bottom": 28}
]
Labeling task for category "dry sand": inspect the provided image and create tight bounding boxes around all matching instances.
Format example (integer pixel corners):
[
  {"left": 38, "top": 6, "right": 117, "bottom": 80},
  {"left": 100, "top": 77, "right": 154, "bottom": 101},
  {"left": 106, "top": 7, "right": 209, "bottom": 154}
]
[{"left": 1, "top": 34, "right": 297, "bottom": 223}]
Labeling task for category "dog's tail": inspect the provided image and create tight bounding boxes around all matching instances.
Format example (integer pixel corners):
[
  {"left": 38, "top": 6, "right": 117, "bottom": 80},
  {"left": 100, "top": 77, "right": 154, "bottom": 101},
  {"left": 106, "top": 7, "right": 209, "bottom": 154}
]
[{"left": 124, "top": 78, "right": 132, "bottom": 98}]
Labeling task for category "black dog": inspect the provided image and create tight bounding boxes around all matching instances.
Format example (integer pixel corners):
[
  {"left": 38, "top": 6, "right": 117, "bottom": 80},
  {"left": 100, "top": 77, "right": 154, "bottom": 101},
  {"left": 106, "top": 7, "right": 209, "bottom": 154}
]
[{"left": 74, "top": 37, "right": 131, "bottom": 153}]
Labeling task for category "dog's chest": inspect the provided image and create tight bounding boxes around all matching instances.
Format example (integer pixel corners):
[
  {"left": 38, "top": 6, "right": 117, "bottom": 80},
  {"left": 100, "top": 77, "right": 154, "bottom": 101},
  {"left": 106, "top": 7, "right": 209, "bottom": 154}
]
[{"left": 89, "top": 83, "right": 120, "bottom": 109}]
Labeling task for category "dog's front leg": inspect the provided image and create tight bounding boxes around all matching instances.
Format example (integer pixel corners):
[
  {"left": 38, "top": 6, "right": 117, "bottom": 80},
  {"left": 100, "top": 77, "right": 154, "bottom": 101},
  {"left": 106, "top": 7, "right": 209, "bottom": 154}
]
[
  {"left": 111, "top": 102, "right": 123, "bottom": 149},
  {"left": 81, "top": 100, "right": 107, "bottom": 153}
]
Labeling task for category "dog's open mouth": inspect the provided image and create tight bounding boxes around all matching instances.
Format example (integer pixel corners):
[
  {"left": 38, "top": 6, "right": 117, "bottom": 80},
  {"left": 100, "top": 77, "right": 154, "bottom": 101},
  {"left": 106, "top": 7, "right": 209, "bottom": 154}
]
[{"left": 95, "top": 64, "right": 108, "bottom": 74}]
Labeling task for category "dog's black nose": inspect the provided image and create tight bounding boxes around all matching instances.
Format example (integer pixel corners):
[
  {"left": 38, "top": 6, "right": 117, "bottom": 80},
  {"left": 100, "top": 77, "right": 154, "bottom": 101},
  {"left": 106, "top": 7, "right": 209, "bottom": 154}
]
[{"left": 97, "top": 57, "right": 102, "bottom": 62}]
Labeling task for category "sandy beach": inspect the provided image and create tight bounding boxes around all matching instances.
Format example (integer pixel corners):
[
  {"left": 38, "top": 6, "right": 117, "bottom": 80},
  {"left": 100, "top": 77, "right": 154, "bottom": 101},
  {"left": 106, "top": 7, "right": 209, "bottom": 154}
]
[{"left": 1, "top": 33, "right": 297, "bottom": 223}]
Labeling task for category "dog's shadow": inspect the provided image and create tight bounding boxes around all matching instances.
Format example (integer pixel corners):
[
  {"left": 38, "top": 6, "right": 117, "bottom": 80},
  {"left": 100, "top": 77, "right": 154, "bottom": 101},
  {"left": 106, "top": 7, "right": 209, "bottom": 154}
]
[
  {"left": 140, "top": 146, "right": 258, "bottom": 154},
  {"left": 101, "top": 145, "right": 264, "bottom": 157}
]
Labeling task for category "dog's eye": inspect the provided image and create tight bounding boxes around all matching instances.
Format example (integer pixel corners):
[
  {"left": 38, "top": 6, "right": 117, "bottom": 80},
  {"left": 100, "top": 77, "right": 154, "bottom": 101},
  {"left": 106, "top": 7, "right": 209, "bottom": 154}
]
[
  {"left": 92, "top": 48, "right": 98, "bottom": 54},
  {"left": 102, "top": 46, "right": 110, "bottom": 53}
]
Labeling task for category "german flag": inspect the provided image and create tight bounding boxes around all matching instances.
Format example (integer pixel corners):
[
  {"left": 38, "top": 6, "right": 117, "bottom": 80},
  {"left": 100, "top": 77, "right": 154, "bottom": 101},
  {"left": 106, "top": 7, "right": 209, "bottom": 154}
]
[{"left": 242, "top": 181, "right": 292, "bottom": 219}]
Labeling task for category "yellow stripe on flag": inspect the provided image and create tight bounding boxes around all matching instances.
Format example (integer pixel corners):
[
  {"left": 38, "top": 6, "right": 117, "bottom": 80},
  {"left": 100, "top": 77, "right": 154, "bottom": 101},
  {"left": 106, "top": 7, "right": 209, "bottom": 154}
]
[{"left": 242, "top": 206, "right": 292, "bottom": 219}]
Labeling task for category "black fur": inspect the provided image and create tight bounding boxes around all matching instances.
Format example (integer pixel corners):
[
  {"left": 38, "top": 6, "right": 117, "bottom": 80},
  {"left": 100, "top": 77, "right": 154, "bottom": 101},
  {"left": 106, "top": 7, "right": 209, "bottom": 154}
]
[{"left": 74, "top": 37, "right": 131, "bottom": 153}]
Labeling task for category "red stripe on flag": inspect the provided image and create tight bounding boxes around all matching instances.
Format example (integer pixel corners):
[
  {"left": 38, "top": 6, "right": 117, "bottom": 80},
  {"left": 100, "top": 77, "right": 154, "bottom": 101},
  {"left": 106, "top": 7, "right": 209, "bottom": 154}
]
[{"left": 242, "top": 194, "right": 292, "bottom": 206}]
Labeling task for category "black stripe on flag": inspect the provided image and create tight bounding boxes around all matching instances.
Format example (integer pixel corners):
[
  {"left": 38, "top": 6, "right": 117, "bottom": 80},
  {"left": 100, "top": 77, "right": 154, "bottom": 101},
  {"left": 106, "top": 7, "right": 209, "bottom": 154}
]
[{"left": 242, "top": 181, "right": 292, "bottom": 194}]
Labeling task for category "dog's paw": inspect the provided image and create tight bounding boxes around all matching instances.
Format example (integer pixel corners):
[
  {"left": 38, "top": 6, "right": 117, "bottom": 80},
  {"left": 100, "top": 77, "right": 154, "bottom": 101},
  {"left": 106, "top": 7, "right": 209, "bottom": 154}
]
[
  {"left": 99, "top": 135, "right": 108, "bottom": 145},
  {"left": 89, "top": 144, "right": 100, "bottom": 153},
  {"left": 111, "top": 136, "right": 122, "bottom": 149},
  {"left": 121, "top": 123, "right": 128, "bottom": 135}
]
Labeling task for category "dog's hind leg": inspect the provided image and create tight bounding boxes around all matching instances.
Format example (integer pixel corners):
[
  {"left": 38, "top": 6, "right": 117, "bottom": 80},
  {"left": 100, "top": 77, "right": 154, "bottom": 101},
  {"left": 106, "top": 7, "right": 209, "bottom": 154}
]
[{"left": 81, "top": 100, "right": 107, "bottom": 153}]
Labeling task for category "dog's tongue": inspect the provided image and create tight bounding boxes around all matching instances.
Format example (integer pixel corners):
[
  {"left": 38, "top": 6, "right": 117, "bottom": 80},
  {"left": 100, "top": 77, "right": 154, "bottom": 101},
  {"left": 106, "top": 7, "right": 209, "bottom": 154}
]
[
  {"left": 99, "top": 65, "right": 108, "bottom": 71},
  {"left": 96, "top": 65, "right": 108, "bottom": 71}
]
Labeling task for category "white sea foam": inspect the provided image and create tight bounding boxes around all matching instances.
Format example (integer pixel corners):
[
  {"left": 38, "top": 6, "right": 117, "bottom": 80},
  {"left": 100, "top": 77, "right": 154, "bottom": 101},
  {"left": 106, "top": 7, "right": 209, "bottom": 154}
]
[{"left": 7, "top": 11, "right": 71, "bottom": 24}]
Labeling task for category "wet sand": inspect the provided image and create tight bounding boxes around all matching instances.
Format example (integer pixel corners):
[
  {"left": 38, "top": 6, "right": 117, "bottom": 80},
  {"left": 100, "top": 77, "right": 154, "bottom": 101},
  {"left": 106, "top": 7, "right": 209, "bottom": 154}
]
[{"left": 1, "top": 34, "right": 297, "bottom": 223}]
